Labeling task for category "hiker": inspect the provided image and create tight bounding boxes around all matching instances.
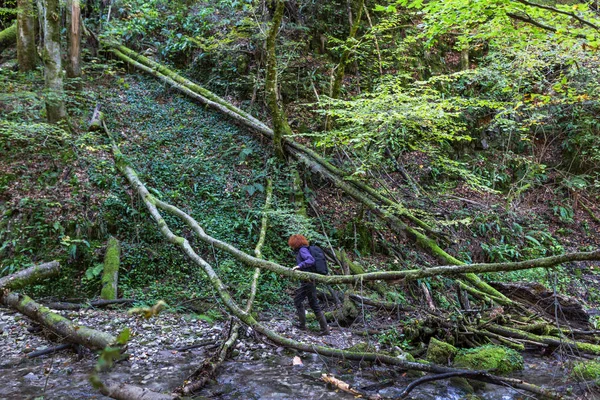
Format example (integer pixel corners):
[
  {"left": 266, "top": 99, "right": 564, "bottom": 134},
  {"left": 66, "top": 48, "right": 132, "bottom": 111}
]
[{"left": 288, "top": 234, "right": 330, "bottom": 335}]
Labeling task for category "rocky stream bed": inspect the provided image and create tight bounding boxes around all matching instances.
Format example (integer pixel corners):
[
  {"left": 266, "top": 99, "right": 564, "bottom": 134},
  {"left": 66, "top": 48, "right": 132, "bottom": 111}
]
[{"left": 0, "top": 306, "right": 594, "bottom": 399}]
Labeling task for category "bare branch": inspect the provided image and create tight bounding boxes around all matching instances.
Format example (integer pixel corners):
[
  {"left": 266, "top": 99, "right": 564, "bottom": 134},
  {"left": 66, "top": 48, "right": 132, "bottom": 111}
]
[
  {"left": 507, "top": 11, "right": 588, "bottom": 38},
  {"left": 512, "top": 0, "right": 600, "bottom": 30}
]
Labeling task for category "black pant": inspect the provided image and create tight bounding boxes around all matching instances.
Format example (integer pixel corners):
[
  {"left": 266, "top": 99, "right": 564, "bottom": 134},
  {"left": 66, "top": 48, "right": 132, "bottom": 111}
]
[{"left": 294, "top": 281, "right": 321, "bottom": 314}]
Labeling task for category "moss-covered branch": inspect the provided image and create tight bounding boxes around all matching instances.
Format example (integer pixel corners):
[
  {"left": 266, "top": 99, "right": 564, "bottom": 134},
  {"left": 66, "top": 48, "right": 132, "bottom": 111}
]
[
  {"left": 1, "top": 292, "right": 116, "bottom": 350},
  {"left": 246, "top": 178, "right": 272, "bottom": 312},
  {"left": 0, "top": 22, "right": 16, "bottom": 54},
  {"left": 0, "top": 261, "right": 60, "bottom": 290}
]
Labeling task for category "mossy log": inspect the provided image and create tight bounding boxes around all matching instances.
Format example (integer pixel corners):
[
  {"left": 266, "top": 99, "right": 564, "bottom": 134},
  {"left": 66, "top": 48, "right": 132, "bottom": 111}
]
[
  {"left": 106, "top": 137, "right": 562, "bottom": 400},
  {"left": 0, "top": 23, "right": 16, "bottom": 54},
  {"left": 1, "top": 292, "right": 116, "bottom": 350},
  {"left": 0, "top": 261, "right": 60, "bottom": 290},
  {"left": 487, "top": 324, "right": 600, "bottom": 356},
  {"left": 100, "top": 380, "right": 177, "bottom": 400},
  {"left": 101, "top": 236, "right": 120, "bottom": 300}
]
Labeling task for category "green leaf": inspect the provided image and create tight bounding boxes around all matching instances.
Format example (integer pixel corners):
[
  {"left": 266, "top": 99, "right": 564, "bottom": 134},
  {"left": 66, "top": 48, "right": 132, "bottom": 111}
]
[
  {"left": 115, "top": 328, "right": 131, "bottom": 345},
  {"left": 524, "top": 235, "right": 541, "bottom": 246}
]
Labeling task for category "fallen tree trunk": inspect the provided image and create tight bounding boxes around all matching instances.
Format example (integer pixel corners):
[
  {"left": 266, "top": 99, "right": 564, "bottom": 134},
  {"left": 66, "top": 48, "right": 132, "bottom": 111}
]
[
  {"left": 106, "top": 135, "right": 563, "bottom": 399},
  {"left": 0, "top": 23, "right": 16, "bottom": 54},
  {"left": 45, "top": 298, "right": 135, "bottom": 310},
  {"left": 100, "top": 380, "right": 178, "bottom": 400},
  {"left": 1, "top": 292, "right": 116, "bottom": 350},
  {"left": 0, "top": 261, "right": 60, "bottom": 290}
]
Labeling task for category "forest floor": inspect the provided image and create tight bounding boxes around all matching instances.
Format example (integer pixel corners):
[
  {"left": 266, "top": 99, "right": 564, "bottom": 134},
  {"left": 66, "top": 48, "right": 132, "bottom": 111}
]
[{"left": 0, "top": 304, "right": 585, "bottom": 400}]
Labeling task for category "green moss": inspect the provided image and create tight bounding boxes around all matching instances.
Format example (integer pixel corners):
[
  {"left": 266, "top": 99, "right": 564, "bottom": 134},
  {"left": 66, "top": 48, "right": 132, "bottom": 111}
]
[
  {"left": 346, "top": 342, "right": 377, "bottom": 353},
  {"left": 426, "top": 337, "right": 458, "bottom": 364},
  {"left": 101, "top": 236, "right": 120, "bottom": 300},
  {"left": 0, "top": 23, "right": 16, "bottom": 46},
  {"left": 571, "top": 360, "right": 600, "bottom": 382},
  {"left": 454, "top": 345, "right": 524, "bottom": 374}
]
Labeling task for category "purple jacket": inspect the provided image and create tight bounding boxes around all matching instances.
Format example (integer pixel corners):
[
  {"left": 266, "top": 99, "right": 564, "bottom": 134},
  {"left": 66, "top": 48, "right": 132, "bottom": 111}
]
[{"left": 295, "top": 246, "right": 315, "bottom": 271}]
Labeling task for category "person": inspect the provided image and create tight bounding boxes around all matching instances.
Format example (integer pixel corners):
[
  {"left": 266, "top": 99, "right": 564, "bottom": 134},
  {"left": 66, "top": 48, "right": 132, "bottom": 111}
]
[{"left": 288, "top": 234, "right": 330, "bottom": 335}]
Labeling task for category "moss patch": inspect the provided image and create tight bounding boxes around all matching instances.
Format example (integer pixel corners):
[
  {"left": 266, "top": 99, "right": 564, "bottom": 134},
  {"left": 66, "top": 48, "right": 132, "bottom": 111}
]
[
  {"left": 571, "top": 360, "right": 600, "bottom": 382},
  {"left": 100, "top": 236, "right": 120, "bottom": 300},
  {"left": 453, "top": 345, "right": 524, "bottom": 374},
  {"left": 426, "top": 337, "right": 458, "bottom": 364}
]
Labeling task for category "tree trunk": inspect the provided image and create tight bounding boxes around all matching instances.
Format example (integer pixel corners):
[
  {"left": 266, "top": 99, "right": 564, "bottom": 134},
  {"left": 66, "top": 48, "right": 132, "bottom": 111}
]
[
  {"left": 17, "top": 0, "right": 37, "bottom": 70},
  {"left": 1, "top": 292, "right": 115, "bottom": 350},
  {"left": 0, "top": 23, "right": 17, "bottom": 54},
  {"left": 0, "top": 261, "right": 60, "bottom": 290},
  {"left": 37, "top": 0, "right": 66, "bottom": 123},
  {"left": 101, "top": 236, "right": 120, "bottom": 300},
  {"left": 330, "top": 0, "right": 365, "bottom": 99},
  {"left": 66, "top": 0, "right": 82, "bottom": 80},
  {"left": 265, "top": 0, "right": 290, "bottom": 160}
]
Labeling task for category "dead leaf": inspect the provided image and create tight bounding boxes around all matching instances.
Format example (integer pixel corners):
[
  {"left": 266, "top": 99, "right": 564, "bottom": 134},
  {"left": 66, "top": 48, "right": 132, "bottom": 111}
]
[{"left": 292, "top": 356, "right": 303, "bottom": 366}]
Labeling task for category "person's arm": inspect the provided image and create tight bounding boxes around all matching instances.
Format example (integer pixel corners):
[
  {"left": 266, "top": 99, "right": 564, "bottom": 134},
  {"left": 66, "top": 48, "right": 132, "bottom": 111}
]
[{"left": 295, "top": 247, "right": 315, "bottom": 271}]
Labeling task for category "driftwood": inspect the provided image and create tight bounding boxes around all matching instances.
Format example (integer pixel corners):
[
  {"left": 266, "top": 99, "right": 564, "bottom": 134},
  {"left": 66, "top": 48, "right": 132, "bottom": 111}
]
[
  {"left": 321, "top": 373, "right": 380, "bottom": 399},
  {"left": 100, "top": 380, "right": 178, "bottom": 400},
  {"left": 0, "top": 261, "right": 60, "bottom": 290}
]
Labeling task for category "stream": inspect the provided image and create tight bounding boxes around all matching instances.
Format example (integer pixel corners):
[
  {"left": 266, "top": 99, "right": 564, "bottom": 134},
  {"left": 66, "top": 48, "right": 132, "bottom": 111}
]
[{"left": 0, "top": 307, "right": 586, "bottom": 400}]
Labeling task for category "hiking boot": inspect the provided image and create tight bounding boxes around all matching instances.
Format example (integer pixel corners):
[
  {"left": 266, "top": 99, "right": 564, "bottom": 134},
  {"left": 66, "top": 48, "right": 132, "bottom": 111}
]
[
  {"left": 294, "top": 308, "right": 307, "bottom": 330},
  {"left": 316, "top": 312, "right": 330, "bottom": 335}
]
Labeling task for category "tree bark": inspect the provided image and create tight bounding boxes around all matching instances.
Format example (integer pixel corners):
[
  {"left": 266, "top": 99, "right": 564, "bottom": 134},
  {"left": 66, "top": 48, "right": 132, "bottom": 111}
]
[
  {"left": 0, "top": 261, "right": 60, "bottom": 290},
  {"left": 1, "top": 292, "right": 116, "bottom": 350},
  {"left": 265, "top": 0, "right": 289, "bottom": 160},
  {"left": 330, "top": 0, "right": 365, "bottom": 99},
  {"left": 0, "top": 23, "right": 17, "bottom": 54},
  {"left": 65, "top": 0, "right": 82, "bottom": 80},
  {"left": 37, "top": 0, "right": 66, "bottom": 123},
  {"left": 17, "top": 0, "right": 37, "bottom": 70}
]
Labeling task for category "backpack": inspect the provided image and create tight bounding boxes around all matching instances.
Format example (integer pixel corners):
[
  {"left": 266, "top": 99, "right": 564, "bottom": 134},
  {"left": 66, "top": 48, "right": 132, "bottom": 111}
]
[{"left": 308, "top": 245, "right": 328, "bottom": 275}]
